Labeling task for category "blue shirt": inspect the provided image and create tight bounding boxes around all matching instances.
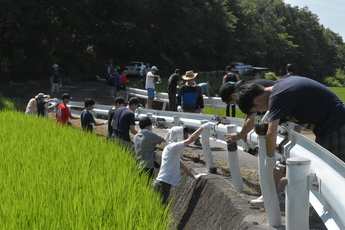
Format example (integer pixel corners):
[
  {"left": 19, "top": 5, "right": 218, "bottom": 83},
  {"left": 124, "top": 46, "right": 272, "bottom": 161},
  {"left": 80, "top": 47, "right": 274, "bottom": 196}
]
[
  {"left": 198, "top": 82, "right": 208, "bottom": 95},
  {"left": 81, "top": 110, "right": 96, "bottom": 132}
]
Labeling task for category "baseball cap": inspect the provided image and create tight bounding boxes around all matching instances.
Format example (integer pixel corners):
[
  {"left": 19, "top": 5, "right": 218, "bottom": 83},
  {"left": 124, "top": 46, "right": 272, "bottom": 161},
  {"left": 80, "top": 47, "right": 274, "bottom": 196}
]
[
  {"left": 139, "top": 116, "right": 155, "bottom": 129},
  {"left": 151, "top": 66, "right": 158, "bottom": 71},
  {"left": 52, "top": 64, "right": 59, "bottom": 68}
]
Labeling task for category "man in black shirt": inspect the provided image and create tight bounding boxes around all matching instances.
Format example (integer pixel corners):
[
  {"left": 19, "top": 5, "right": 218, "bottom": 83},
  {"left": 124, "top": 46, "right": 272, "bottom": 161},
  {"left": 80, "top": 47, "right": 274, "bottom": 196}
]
[{"left": 167, "top": 69, "right": 182, "bottom": 111}]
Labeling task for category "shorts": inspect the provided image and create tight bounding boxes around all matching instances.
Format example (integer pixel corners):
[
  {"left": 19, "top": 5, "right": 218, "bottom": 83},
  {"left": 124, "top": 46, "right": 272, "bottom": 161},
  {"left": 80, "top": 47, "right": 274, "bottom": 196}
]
[
  {"left": 147, "top": 88, "right": 155, "bottom": 99},
  {"left": 315, "top": 125, "right": 345, "bottom": 162},
  {"left": 51, "top": 83, "right": 59, "bottom": 93}
]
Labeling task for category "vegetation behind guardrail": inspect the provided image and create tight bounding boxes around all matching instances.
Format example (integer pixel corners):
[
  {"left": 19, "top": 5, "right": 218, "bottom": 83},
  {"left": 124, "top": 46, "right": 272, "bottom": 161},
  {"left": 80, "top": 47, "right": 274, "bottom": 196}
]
[{"left": 0, "top": 110, "right": 172, "bottom": 229}]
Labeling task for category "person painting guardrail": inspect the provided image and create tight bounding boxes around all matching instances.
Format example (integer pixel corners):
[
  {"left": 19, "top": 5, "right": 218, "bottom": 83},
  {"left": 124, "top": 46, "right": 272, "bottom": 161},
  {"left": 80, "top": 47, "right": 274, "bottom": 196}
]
[{"left": 236, "top": 75, "right": 345, "bottom": 162}]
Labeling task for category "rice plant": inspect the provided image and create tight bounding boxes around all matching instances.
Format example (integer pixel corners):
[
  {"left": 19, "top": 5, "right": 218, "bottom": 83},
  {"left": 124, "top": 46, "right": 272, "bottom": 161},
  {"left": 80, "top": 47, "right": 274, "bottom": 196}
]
[{"left": 0, "top": 110, "right": 172, "bottom": 229}]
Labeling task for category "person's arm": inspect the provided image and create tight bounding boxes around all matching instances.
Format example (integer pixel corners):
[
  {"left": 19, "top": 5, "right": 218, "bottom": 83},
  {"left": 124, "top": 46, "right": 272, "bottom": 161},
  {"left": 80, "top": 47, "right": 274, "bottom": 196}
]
[
  {"left": 266, "top": 119, "right": 280, "bottom": 157},
  {"left": 222, "top": 75, "right": 227, "bottom": 84},
  {"left": 183, "top": 126, "right": 204, "bottom": 147},
  {"left": 227, "top": 113, "right": 256, "bottom": 142},
  {"left": 149, "top": 72, "right": 157, "bottom": 78},
  {"left": 176, "top": 87, "right": 183, "bottom": 106},
  {"left": 70, "top": 115, "right": 80, "bottom": 119},
  {"left": 94, "top": 121, "right": 105, "bottom": 126},
  {"left": 180, "top": 159, "right": 196, "bottom": 178},
  {"left": 205, "top": 88, "right": 211, "bottom": 97},
  {"left": 129, "top": 125, "right": 138, "bottom": 135},
  {"left": 236, "top": 74, "right": 240, "bottom": 82},
  {"left": 197, "top": 88, "right": 204, "bottom": 109}
]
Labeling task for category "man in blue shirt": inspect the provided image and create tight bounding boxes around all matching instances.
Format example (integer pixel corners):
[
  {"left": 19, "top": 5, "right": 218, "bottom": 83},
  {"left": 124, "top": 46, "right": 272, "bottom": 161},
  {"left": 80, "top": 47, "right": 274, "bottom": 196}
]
[{"left": 111, "top": 97, "right": 141, "bottom": 149}]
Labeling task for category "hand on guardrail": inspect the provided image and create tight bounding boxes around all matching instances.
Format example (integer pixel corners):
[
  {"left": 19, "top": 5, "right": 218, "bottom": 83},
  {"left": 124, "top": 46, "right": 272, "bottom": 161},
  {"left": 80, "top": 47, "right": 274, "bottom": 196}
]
[
  {"left": 265, "top": 155, "right": 277, "bottom": 169},
  {"left": 201, "top": 122, "right": 214, "bottom": 130},
  {"left": 177, "top": 106, "right": 183, "bottom": 112},
  {"left": 194, "top": 173, "right": 207, "bottom": 180}
]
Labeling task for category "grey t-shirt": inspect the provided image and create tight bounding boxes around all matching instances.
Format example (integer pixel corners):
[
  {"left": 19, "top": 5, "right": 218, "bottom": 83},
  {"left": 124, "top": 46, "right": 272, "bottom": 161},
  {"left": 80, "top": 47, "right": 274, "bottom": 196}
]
[{"left": 133, "top": 129, "right": 164, "bottom": 169}]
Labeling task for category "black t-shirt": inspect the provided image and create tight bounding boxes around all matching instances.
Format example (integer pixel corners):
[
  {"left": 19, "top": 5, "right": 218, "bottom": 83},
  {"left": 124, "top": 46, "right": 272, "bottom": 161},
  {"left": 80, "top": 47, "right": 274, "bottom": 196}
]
[
  {"left": 167, "top": 73, "right": 181, "bottom": 93},
  {"left": 224, "top": 73, "right": 239, "bottom": 82},
  {"left": 51, "top": 71, "right": 61, "bottom": 83},
  {"left": 81, "top": 110, "right": 96, "bottom": 132},
  {"left": 269, "top": 76, "right": 345, "bottom": 138},
  {"left": 37, "top": 101, "right": 46, "bottom": 117},
  {"left": 247, "top": 79, "right": 275, "bottom": 87},
  {"left": 107, "top": 108, "right": 116, "bottom": 136}
]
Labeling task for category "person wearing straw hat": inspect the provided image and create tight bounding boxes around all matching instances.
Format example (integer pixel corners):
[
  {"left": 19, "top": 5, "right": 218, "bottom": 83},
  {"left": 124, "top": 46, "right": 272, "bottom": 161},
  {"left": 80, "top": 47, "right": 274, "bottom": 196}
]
[
  {"left": 25, "top": 93, "right": 49, "bottom": 115},
  {"left": 36, "top": 93, "right": 56, "bottom": 118},
  {"left": 176, "top": 70, "right": 204, "bottom": 146}
]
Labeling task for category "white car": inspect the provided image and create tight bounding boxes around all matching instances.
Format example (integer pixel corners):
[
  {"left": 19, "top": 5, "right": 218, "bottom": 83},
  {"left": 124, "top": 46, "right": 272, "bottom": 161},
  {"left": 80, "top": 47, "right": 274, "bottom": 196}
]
[{"left": 124, "top": 61, "right": 146, "bottom": 76}]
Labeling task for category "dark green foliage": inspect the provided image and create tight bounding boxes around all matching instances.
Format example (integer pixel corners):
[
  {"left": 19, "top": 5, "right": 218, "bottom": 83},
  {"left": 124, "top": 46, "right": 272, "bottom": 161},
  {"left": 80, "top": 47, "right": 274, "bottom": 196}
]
[{"left": 0, "top": 0, "right": 344, "bottom": 84}]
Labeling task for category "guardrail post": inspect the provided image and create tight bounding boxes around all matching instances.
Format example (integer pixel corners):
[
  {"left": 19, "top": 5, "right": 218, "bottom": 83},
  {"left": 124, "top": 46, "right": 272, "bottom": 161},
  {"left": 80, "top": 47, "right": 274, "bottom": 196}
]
[
  {"left": 161, "top": 102, "right": 167, "bottom": 111},
  {"left": 200, "top": 120, "right": 217, "bottom": 174},
  {"left": 255, "top": 121, "right": 282, "bottom": 227},
  {"left": 146, "top": 113, "right": 153, "bottom": 119},
  {"left": 173, "top": 115, "right": 180, "bottom": 126},
  {"left": 226, "top": 124, "right": 244, "bottom": 192},
  {"left": 286, "top": 157, "right": 311, "bottom": 230}
]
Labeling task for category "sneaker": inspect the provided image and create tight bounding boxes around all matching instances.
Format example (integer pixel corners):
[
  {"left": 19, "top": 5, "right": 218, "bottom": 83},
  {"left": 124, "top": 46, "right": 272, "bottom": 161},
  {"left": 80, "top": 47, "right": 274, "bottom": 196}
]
[
  {"left": 194, "top": 141, "right": 202, "bottom": 146},
  {"left": 250, "top": 195, "right": 264, "bottom": 205},
  {"left": 250, "top": 193, "right": 285, "bottom": 206}
]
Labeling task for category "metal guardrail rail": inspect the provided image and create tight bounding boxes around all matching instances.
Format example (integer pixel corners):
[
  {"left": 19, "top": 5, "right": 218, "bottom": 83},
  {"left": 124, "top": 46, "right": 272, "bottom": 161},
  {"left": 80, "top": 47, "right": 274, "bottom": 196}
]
[
  {"left": 64, "top": 99, "right": 345, "bottom": 229},
  {"left": 125, "top": 87, "right": 228, "bottom": 114}
]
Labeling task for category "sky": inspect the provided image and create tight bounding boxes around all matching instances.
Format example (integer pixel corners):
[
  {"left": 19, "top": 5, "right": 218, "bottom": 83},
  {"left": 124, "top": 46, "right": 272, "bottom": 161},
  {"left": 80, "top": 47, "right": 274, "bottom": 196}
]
[{"left": 283, "top": 0, "right": 345, "bottom": 40}]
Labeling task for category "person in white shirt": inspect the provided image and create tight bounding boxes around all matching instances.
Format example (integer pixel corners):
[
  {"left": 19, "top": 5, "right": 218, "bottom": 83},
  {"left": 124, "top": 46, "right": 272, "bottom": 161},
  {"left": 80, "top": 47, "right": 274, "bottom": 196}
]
[
  {"left": 152, "top": 122, "right": 213, "bottom": 204},
  {"left": 145, "top": 66, "right": 159, "bottom": 109}
]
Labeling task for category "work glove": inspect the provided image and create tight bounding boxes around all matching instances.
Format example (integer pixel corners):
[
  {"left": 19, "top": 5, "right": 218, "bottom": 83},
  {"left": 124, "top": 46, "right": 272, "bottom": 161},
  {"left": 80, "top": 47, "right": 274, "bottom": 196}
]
[
  {"left": 104, "top": 120, "right": 109, "bottom": 124},
  {"left": 200, "top": 108, "right": 205, "bottom": 114},
  {"left": 201, "top": 122, "right": 214, "bottom": 130},
  {"left": 177, "top": 106, "right": 183, "bottom": 112},
  {"left": 265, "top": 155, "right": 277, "bottom": 169},
  {"left": 194, "top": 173, "right": 207, "bottom": 180}
]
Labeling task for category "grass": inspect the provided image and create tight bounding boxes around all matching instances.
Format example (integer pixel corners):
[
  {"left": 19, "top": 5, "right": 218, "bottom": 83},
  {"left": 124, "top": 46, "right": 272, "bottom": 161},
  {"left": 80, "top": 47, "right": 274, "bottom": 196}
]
[
  {"left": 329, "top": 87, "right": 345, "bottom": 102},
  {"left": 0, "top": 110, "right": 172, "bottom": 229}
]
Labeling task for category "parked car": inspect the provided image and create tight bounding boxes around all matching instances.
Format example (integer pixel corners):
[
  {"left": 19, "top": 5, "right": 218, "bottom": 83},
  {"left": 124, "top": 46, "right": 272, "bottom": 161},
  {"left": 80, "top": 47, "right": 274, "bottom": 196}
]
[
  {"left": 124, "top": 61, "right": 146, "bottom": 77},
  {"left": 230, "top": 62, "right": 252, "bottom": 76}
]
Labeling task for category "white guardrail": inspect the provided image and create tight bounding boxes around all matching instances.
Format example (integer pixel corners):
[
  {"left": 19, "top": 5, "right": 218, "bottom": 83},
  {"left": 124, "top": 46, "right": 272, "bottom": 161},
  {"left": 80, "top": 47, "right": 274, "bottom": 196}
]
[
  {"left": 63, "top": 90, "right": 345, "bottom": 229},
  {"left": 124, "top": 87, "right": 228, "bottom": 114}
]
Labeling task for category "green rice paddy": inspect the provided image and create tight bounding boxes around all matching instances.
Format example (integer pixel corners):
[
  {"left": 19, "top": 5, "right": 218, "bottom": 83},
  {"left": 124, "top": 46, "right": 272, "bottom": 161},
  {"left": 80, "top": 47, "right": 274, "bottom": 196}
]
[{"left": 0, "top": 110, "right": 172, "bottom": 229}]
